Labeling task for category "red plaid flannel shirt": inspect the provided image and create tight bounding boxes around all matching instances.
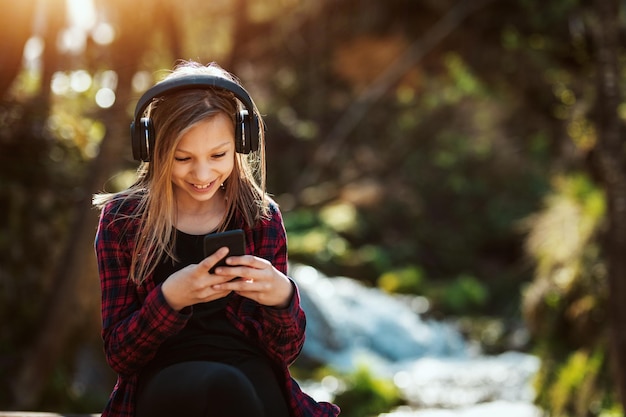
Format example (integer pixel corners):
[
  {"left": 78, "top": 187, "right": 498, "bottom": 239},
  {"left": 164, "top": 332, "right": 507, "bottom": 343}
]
[{"left": 95, "top": 197, "right": 340, "bottom": 417}]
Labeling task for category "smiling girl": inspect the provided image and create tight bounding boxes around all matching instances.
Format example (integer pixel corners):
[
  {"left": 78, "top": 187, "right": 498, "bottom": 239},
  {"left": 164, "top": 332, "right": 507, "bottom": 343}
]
[{"left": 93, "top": 61, "right": 340, "bottom": 417}]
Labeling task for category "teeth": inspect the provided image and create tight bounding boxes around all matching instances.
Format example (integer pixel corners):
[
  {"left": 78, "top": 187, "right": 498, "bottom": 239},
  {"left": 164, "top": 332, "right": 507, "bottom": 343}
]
[{"left": 194, "top": 183, "right": 211, "bottom": 189}]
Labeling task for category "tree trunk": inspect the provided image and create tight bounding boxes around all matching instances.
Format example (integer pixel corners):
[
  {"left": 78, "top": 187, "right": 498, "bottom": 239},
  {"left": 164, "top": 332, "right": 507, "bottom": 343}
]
[
  {"left": 0, "top": 1, "right": 36, "bottom": 99},
  {"left": 10, "top": 67, "right": 136, "bottom": 410},
  {"left": 591, "top": 0, "right": 626, "bottom": 408},
  {"left": 10, "top": 0, "right": 189, "bottom": 405}
]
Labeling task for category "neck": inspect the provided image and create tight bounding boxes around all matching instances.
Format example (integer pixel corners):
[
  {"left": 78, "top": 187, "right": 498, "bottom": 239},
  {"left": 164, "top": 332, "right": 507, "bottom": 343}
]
[{"left": 175, "top": 191, "right": 227, "bottom": 234}]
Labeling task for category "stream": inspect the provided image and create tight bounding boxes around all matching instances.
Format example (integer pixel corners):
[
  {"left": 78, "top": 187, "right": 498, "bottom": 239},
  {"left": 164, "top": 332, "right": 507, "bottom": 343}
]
[{"left": 290, "top": 264, "right": 542, "bottom": 416}]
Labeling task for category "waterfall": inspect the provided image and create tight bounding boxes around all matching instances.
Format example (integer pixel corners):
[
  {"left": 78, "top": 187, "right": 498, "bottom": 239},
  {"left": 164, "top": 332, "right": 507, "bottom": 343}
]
[{"left": 290, "top": 264, "right": 541, "bottom": 415}]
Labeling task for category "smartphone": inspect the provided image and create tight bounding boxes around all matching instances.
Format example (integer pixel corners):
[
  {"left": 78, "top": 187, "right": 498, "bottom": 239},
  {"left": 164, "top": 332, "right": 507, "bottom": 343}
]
[{"left": 203, "top": 229, "right": 246, "bottom": 273}]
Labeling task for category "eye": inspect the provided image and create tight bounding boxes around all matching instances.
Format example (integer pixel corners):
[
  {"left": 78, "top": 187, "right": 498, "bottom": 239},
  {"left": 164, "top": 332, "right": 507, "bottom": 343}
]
[
  {"left": 174, "top": 156, "right": 190, "bottom": 162},
  {"left": 213, "top": 152, "right": 227, "bottom": 159}
]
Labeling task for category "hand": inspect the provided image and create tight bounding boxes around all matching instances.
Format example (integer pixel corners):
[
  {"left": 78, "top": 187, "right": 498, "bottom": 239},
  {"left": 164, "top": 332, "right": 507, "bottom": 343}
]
[
  {"left": 212, "top": 255, "right": 294, "bottom": 308},
  {"left": 161, "top": 247, "right": 234, "bottom": 311}
]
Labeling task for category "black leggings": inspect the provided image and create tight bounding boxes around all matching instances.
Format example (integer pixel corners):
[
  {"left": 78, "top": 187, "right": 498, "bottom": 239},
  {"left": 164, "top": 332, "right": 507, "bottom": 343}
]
[{"left": 136, "top": 359, "right": 291, "bottom": 417}]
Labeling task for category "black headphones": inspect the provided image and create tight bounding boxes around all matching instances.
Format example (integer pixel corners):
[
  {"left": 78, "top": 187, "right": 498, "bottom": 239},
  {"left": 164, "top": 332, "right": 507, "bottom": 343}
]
[{"left": 130, "top": 74, "right": 260, "bottom": 162}]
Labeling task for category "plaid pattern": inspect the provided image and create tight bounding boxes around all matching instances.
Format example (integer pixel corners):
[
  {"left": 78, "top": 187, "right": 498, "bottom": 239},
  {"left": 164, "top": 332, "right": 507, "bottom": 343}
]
[{"left": 95, "top": 198, "right": 340, "bottom": 417}]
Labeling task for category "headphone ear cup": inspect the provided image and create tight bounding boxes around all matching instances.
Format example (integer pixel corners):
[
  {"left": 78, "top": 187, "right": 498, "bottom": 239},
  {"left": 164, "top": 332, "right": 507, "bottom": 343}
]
[
  {"left": 235, "top": 109, "right": 259, "bottom": 154},
  {"left": 130, "top": 117, "right": 154, "bottom": 161},
  {"left": 235, "top": 110, "right": 245, "bottom": 153},
  {"left": 248, "top": 112, "right": 259, "bottom": 153}
]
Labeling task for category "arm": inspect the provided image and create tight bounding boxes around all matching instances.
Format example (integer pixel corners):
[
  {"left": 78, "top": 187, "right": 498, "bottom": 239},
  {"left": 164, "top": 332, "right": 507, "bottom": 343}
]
[
  {"left": 225, "top": 203, "right": 307, "bottom": 366},
  {"left": 256, "top": 206, "right": 306, "bottom": 364},
  {"left": 95, "top": 201, "right": 190, "bottom": 376}
]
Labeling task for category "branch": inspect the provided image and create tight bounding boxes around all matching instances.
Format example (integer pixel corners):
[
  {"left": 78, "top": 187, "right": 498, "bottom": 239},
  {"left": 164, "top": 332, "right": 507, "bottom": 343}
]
[{"left": 295, "top": 0, "right": 499, "bottom": 191}]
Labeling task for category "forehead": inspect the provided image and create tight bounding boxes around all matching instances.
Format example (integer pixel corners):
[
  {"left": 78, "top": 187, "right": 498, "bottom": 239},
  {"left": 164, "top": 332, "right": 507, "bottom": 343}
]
[{"left": 176, "top": 113, "right": 235, "bottom": 149}]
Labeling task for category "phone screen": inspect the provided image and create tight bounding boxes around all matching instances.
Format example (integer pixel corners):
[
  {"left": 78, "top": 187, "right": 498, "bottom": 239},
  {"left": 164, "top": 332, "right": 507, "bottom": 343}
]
[{"left": 203, "top": 229, "right": 246, "bottom": 273}]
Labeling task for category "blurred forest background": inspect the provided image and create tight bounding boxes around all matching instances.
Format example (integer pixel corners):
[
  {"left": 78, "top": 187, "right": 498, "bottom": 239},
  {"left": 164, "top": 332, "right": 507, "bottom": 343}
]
[{"left": 2, "top": 0, "right": 626, "bottom": 416}]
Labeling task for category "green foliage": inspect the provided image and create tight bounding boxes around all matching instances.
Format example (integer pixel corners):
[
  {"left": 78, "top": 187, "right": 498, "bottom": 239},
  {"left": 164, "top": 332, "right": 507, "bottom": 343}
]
[
  {"left": 439, "top": 274, "right": 490, "bottom": 314},
  {"left": 285, "top": 206, "right": 394, "bottom": 281},
  {"left": 377, "top": 268, "right": 489, "bottom": 314},
  {"left": 443, "top": 52, "right": 488, "bottom": 99},
  {"left": 420, "top": 274, "right": 490, "bottom": 316},
  {"left": 333, "top": 365, "right": 402, "bottom": 417},
  {"left": 533, "top": 348, "right": 617, "bottom": 417},
  {"left": 549, "top": 349, "right": 601, "bottom": 415},
  {"left": 522, "top": 173, "right": 613, "bottom": 415},
  {"left": 454, "top": 316, "right": 515, "bottom": 354},
  {"left": 523, "top": 173, "right": 606, "bottom": 321},
  {"left": 320, "top": 202, "right": 359, "bottom": 233},
  {"left": 377, "top": 266, "right": 424, "bottom": 294}
]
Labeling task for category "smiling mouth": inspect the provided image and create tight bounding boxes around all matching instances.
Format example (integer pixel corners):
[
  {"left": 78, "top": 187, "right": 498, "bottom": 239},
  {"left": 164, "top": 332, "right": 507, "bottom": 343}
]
[{"left": 192, "top": 181, "right": 214, "bottom": 189}]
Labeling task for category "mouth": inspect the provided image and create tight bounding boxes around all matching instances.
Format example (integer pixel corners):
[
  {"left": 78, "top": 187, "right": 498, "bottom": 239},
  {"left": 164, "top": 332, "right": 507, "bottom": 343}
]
[{"left": 191, "top": 180, "right": 215, "bottom": 190}]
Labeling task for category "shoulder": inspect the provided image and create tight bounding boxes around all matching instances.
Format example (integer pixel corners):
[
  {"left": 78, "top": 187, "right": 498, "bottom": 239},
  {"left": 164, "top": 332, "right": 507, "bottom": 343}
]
[
  {"left": 241, "top": 198, "right": 286, "bottom": 244},
  {"left": 97, "top": 194, "right": 143, "bottom": 236},
  {"left": 241, "top": 197, "right": 288, "bottom": 269},
  {"left": 256, "top": 198, "right": 287, "bottom": 246},
  {"left": 236, "top": 196, "right": 283, "bottom": 231},
  {"left": 260, "top": 197, "right": 285, "bottom": 231},
  {"left": 101, "top": 187, "right": 147, "bottom": 215}
]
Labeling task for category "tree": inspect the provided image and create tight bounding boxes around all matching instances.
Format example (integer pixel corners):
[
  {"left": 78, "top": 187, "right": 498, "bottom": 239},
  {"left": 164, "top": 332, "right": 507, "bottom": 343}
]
[
  {"left": 590, "top": 0, "right": 626, "bottom": 408},
  {"left": 0, "top": 1, "right": 37, "bottom": 98},
  {"left": 5, "top": 0, "right": 186, "bottom": 409}
]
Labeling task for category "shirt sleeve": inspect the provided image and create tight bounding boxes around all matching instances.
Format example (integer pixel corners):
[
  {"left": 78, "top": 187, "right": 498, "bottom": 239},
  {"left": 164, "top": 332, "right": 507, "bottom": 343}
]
[{"left": 95, "top": 200, "right": 190, "bottom": 377}]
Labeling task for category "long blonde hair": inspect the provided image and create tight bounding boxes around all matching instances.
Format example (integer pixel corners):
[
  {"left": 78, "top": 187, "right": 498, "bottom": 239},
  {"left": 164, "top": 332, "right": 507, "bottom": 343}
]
[{"left": 93, "top": 61, "right": 269, "bottom": 284}]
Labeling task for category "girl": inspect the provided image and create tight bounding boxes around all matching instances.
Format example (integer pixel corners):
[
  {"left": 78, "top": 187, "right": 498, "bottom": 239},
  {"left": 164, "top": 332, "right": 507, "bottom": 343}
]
[{"left": 93, "top": 61, "right": 340, "bottom": 417}]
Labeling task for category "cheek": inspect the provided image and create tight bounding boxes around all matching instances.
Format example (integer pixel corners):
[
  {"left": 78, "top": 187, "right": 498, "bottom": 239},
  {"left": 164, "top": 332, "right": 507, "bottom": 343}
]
[
  {"left": 222, "top": 156, "right": 236, "bottom": 175},
  {"left": 170, "top": 165, "right": 186, "bottom": 180}
]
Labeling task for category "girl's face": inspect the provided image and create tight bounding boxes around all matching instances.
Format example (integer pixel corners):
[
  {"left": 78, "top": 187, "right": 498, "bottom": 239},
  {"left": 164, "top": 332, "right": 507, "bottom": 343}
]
[{"left": 171, "top": 113, "right": 235, "bottom": 209}]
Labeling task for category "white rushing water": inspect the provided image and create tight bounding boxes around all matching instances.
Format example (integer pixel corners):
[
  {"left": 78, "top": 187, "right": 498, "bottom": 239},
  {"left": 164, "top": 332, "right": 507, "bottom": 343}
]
[{"left": 290, "top": 264, "right": 542, "bottom": 416}]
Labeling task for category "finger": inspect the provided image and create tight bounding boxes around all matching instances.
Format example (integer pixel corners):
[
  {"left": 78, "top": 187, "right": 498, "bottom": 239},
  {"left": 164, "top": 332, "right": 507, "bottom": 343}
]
[
  {"left": 229, "top": 253, "right": 266, "bottom": 265},
  {"left": 198, "top": 247, "right": 229, "bottom": 272},
  {"left": 213, "top": 264, "right": 256, "bottom": 280},
  {"left": 222, "top": 279, "right": 253, "bottom": 296},
  {"left": 215, "top": 278, "right": 260, "bottom": 292}
]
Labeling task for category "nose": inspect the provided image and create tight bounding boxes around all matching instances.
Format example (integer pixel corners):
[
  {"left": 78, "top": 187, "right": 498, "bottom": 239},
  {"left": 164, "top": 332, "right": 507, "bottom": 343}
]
[{"left": 192, "top": 160, "right": 213, "bottom": 182}]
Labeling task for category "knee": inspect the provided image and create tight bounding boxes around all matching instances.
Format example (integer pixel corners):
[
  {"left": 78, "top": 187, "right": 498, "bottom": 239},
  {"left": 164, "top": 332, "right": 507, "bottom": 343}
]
[
  {"left": 201, "top": 364, "right": 264, "bottom": 416},
  {"left": 137, "top": 362, "right": 265, "bottom": 417},
  {"left": 205, "top": 363, "right": 255, "bottom": 394}
]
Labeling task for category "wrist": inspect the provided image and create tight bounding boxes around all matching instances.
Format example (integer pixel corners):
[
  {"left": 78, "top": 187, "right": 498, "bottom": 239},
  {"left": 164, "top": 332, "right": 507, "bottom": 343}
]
[
  {"left": 272, "top": 281, "right": 294, "bottom": 309},
  {"left": 161, "top": 281, "right": 185, "bottom": 312}
]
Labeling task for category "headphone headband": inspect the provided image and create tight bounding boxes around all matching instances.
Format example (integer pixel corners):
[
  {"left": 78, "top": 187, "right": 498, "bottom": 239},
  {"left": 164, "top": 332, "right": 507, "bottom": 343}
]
[
  {"left": 133, "top": 75, "right": 256, "bottom": 122},
  {"left": 130, "top": 74, "right": 260, "bottom": 161}
]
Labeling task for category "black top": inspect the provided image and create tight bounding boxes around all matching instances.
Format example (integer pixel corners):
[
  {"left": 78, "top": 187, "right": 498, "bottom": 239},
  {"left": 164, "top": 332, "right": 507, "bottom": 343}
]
[
  {"left": 146, "top": 229, "right": 263, "bottom": 370},
  {"left": 138, "top": 229, "right": 290, "bottom": 416}
]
